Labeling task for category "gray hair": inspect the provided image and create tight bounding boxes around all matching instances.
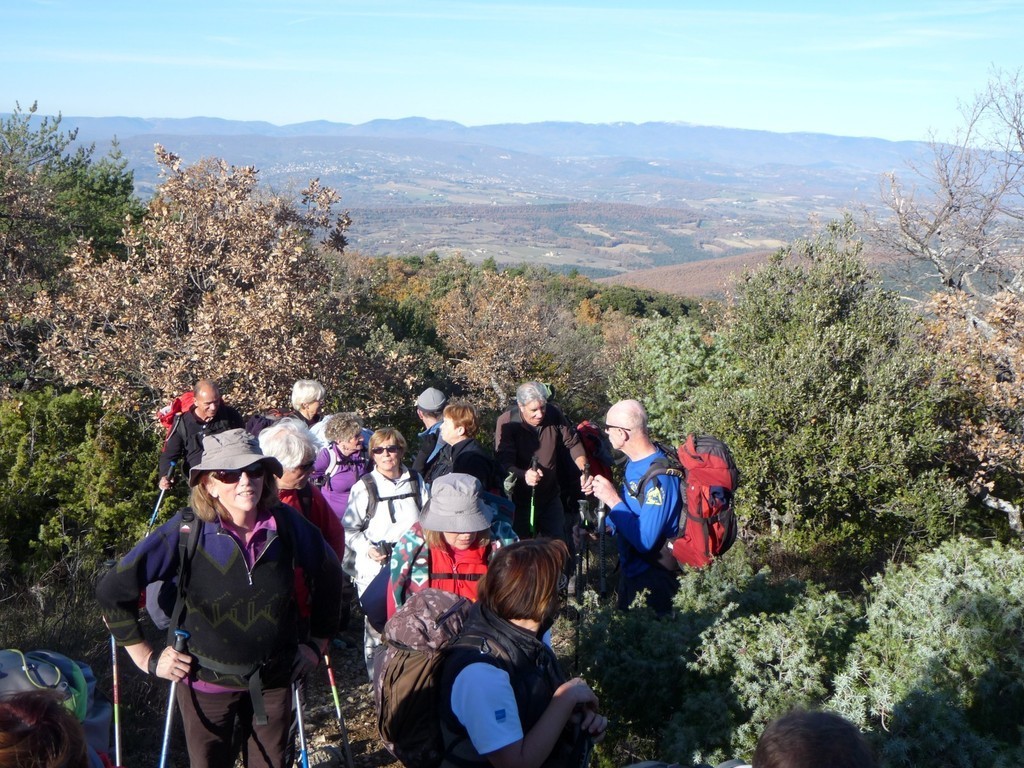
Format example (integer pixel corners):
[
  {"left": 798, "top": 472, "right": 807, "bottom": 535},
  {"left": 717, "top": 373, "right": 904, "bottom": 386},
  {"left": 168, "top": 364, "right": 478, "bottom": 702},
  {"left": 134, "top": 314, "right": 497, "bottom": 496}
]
[
  {"left": 258, "top": 418, "right": 317, "bottom": 469},
  {"left": 324, "top": 414, "right": 363, "bottom": 444},
  {"left": 291, "top": 379, "right": 325, "bottom": 410},
  {"left": 515, "top": 382, "right": 548, "bottom": 408}
]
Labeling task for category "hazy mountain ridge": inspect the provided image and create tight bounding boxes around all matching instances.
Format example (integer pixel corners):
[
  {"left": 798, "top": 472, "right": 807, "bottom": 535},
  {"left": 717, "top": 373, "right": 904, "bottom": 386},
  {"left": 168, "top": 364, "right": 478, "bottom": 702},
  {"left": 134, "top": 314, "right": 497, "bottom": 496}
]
[
  {"left": 43, "top": 114, "right": 928, "bottom": 281},
  {"left": 66, "top": 114, "right": 929, "bottom": 169}
]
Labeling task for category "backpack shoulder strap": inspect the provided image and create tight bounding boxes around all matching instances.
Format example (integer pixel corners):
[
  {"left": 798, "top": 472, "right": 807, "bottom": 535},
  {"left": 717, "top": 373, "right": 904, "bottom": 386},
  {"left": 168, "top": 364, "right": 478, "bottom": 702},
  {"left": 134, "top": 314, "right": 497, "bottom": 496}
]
[
  {"left": 325, "top": 443, "right": 342, "bottom": 478},
  {"left": 270, "top": 504, "right": 298, "bottom": 568},
  {"left": 360, "top": 473, "right": 380, "bottom": 530},
  {"left": 296, "top": 484, "right": 314, "bottom": 519},
  {"left": 408, "top": 470, "right": 423, "bottom": 512},
  {"left": 167, "top": 508, "right": 202, "bottom": 641},
  {"left": 631, "top": 447, "right": 684, "bottom": 500}
]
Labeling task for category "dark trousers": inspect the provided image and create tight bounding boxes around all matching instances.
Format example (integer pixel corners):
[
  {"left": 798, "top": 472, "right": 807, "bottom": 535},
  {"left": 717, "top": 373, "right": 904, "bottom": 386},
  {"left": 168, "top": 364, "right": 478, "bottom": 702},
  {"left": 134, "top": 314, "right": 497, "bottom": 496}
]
[
  {"left": 177, "top": 684, "right": 291, "bottom": 768},
  {"left": 513, "top": 492, "right": 567, "bottom": 542},
  {"left": 617, "top": 564, "right": 679, "bottom": 617}
]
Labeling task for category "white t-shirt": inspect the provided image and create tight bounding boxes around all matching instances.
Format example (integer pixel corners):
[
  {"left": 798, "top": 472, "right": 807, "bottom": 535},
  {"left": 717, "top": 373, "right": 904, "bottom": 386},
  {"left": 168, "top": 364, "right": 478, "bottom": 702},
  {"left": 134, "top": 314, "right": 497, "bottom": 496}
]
[{"left": 450, "top": 663, "right": 523, "bottom": 755}]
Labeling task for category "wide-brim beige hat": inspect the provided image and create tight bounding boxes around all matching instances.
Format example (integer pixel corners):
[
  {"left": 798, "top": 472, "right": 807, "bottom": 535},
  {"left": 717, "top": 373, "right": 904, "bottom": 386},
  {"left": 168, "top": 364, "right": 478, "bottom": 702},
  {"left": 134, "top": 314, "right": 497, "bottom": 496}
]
[
  {"left": 420, "top": 473, "right": 493, "bottom": 533},
  {"left": 188, "top": 429, "right": 283, "bottom": 486}
]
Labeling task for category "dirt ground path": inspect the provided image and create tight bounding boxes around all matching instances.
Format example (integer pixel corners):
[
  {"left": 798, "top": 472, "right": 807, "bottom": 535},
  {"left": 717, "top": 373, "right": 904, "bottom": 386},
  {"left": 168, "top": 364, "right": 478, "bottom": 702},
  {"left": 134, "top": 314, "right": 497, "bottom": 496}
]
[{"left": 301, "top": 621, "right": 399, "bottom": 768}]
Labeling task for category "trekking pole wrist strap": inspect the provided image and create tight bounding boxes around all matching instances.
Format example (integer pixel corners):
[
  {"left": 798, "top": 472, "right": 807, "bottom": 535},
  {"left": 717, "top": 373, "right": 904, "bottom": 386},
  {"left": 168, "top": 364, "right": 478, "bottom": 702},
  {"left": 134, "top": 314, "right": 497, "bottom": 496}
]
[{"left": 147, "top": 650, "right": 160, "bottom": 676}]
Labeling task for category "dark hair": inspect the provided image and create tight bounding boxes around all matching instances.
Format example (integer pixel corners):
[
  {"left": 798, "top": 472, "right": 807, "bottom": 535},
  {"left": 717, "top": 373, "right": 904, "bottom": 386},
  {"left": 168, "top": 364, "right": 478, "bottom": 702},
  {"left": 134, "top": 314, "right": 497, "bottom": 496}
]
[
  {"left": 478, "top": 538, "right": 568, "bottom": 627},
  {"left": 753, "top": 709, "right": 876, "bottom": 768},
  {"left": 0, "top": 690, "right": 89, "bottom": 768}
]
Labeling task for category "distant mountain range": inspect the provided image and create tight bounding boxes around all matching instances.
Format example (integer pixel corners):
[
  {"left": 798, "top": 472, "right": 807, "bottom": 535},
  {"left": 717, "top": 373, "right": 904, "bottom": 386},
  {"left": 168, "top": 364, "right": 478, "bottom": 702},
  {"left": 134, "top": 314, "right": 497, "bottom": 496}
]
[{"left": 50, "top": 114, "right": 931, "bottom": 285}]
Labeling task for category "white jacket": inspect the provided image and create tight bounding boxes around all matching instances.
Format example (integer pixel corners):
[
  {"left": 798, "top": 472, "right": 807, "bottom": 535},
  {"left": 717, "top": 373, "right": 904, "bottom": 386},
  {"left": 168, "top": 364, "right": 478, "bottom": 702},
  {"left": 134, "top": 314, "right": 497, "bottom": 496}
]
[{"left": 342, "top": 468, "right": 429, "bottom": 594}]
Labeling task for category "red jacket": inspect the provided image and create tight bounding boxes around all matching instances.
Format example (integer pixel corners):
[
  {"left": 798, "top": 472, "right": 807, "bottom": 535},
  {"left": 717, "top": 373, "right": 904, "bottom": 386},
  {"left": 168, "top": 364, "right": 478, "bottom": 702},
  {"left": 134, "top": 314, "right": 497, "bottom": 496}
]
[{"left": 279, "top": 485, "right": 346, "bottom": 562}]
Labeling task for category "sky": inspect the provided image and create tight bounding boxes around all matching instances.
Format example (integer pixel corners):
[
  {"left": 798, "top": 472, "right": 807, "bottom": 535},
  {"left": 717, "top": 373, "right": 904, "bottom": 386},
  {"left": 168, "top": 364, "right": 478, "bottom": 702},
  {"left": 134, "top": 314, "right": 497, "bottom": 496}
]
[{"left": 3, "top": 0, "right": 1022, "bottom": 142}]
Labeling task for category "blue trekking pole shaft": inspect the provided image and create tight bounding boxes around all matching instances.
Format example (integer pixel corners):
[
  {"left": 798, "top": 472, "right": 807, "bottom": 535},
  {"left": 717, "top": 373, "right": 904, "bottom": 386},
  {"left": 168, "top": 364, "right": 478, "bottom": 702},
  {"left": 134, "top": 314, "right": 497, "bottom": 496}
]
[
  {"left": 147, "top": 460, "right": 176, "bottom": 534},
  {"left": 158, "top": 629, "right": 189, "bottom": 768},
  {"left": 294, "top": 682, "right": 311, "bottom": 768}
]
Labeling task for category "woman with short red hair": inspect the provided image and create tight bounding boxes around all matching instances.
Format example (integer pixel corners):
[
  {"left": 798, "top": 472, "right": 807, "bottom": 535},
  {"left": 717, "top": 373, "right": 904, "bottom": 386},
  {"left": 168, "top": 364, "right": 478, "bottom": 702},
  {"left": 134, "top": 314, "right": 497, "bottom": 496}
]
[{"left": 426, "top": 402, "right": 503, "bottom": 491}]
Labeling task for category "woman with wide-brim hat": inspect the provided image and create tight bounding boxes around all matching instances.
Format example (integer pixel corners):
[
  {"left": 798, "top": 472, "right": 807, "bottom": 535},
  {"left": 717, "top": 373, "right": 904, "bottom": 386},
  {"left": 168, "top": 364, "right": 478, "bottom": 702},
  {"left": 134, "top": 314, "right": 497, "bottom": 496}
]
[
  {"left": 97, "top": 429, "right": 343, "bottom": 768},
  {"left": 388, "top": 473, "right": 517, "bottom": 618}
]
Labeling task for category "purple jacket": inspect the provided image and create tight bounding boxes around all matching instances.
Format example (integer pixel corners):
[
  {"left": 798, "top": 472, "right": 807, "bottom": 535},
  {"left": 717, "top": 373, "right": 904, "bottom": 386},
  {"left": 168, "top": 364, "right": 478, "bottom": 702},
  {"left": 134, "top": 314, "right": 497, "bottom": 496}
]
[{"left": 312, "top": 442, "right": 370, "bottom": 521}]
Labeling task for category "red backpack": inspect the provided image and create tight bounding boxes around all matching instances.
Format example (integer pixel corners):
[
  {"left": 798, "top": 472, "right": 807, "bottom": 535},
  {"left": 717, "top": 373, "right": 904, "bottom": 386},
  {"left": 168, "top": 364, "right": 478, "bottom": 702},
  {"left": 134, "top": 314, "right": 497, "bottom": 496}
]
[
  {"left": 635, "top": 434, "right": 740, "bottom": 569},
  {"left": 576, "top": 420, "right": 615, "bottom": 483},
  {"left": 156, "top": 391, "right": 195, "bottom": 442}
]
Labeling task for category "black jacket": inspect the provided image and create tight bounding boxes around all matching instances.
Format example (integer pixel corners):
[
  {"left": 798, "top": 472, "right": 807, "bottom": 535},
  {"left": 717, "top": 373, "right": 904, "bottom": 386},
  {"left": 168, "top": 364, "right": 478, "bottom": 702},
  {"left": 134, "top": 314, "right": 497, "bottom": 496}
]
[
  {"left": 426, "top": 438, "right": 502, "bottom": 491},
  {"left": 158, "top": 404, "right": 245, "bottom": 477}
]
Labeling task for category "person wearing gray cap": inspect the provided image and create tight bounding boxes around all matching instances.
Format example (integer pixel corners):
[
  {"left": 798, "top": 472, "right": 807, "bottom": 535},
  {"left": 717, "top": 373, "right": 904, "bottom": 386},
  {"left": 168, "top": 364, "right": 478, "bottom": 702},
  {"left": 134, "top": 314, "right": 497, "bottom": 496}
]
[
  {"left": 96, "top": 429, "right": 343, "bottom": 768},
  {"left": 387, "top": 473, "right": 517, "bottom": 618},
  {"left": 411, "top": 387, "right": 448, "bottom": 477}
]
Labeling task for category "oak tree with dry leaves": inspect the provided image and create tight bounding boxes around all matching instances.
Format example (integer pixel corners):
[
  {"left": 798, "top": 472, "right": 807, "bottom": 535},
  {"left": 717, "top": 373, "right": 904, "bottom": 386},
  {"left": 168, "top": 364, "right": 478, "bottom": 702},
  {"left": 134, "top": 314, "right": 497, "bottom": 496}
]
[{"left": 37, "top": 146, "right": 360, "bottom": 417}]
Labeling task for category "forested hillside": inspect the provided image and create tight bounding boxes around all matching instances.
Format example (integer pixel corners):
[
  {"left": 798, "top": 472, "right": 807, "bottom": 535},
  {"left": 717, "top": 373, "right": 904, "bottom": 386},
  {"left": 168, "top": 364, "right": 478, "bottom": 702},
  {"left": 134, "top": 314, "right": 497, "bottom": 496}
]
[{"left": 3, "top": 80, "right": 1024, "bottom": 767}]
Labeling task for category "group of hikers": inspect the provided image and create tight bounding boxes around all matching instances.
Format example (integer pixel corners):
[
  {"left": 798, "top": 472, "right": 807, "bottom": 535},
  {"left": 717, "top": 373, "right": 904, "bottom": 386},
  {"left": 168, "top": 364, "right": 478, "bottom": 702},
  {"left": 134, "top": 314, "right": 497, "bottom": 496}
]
[
  {"left": 92, "top": 378, "right": 628, "bottom": 768},
  {"left": 1, "top": 376, "right": 876, "bottom": 768}
]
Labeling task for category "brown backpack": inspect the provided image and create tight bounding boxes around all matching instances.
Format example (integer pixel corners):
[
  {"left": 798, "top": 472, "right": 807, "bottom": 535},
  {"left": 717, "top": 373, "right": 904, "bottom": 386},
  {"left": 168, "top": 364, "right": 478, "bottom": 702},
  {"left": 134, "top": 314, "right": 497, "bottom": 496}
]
[{"left": 372, "top": 589, "right": 473, "bottom": 768}]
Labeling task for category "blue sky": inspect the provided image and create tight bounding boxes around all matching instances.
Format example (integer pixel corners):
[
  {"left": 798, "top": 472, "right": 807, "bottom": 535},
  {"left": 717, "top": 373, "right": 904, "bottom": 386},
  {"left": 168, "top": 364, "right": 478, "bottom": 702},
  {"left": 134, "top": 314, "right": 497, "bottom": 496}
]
[{"left": 3, "top": 0, "right": 1021, "bottom": 142}]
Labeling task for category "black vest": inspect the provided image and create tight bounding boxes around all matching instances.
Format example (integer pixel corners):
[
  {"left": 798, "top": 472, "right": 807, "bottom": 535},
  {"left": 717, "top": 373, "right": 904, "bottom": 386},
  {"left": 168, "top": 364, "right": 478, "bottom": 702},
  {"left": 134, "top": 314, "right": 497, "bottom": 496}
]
[
  {"left": 183, "top": 515, "right": 299, "bottom": 690},
  {"left": 439, "top": 604, "right": 580, "bottom": 768}
]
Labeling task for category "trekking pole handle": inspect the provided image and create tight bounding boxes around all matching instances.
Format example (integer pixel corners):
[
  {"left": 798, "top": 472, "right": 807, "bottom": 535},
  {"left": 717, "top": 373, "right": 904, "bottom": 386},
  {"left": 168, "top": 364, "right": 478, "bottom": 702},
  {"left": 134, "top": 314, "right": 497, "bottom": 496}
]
[
  {"left": 530, "top": 455, "right": 540, "bottom": 471},
  {"left": 172, "top": 628, "right": 190, "bottom": 652}
]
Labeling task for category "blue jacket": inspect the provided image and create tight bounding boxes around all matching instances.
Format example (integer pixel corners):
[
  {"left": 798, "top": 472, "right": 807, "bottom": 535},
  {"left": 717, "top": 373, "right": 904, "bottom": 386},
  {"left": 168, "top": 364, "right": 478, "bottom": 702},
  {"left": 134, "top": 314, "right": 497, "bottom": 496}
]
[{"left": 606, "top": 451, "right": 683, "bottom": 578}]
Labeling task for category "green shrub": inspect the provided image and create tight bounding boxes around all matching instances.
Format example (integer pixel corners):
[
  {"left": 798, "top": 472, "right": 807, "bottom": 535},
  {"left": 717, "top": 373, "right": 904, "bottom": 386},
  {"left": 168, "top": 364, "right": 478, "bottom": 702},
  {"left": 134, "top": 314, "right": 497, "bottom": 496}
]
[
  {"left": 0, "top": 390, "right": 161, "bottom": 574},
  {"left": 580, "top": 545, "right": 861, "bottom": 767},
  {"left": 830, "top": 537, "right": 1024, "bottom": 767},
  {"left": 609, "top": 219, "right": 984, "bottom": 579}
]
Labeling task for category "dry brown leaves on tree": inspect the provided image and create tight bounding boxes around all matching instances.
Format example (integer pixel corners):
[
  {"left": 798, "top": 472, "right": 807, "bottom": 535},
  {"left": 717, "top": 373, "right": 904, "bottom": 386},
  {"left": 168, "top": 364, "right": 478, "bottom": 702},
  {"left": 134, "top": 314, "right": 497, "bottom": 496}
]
[{"left": 36, "top": 147, "right": 365, "bottom": 417}]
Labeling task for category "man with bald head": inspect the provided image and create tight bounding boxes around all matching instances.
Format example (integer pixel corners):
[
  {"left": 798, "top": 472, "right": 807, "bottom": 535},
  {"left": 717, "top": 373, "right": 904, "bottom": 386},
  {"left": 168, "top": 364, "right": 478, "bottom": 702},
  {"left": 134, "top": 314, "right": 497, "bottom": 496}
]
[
  {"left": 157, "top": 379, "right": 245, "bottom": 489},
  {"left": 585, "top": 399, "right": 683, "bottom": 615}
]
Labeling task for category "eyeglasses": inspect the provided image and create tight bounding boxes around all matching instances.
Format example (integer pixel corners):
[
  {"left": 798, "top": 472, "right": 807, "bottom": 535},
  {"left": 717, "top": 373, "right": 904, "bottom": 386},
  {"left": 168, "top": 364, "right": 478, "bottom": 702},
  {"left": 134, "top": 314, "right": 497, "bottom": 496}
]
[
  {"left": 298, "top": 461, "right": 315, "bottom": 471},
  {"left": 371, "top": 445, "right": 402, "bottom": 456},
  {"left": 212, "top": 462, "right": 265, "bottom": 483},
  {"left": 603, "top": 423, "right": 631, "bottom": 434}
]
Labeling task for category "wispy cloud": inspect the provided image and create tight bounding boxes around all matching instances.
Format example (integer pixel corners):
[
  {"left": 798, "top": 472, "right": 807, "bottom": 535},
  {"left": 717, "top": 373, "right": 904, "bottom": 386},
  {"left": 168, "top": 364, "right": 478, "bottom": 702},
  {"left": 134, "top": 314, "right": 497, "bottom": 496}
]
[{"left": 6, "top": 47, "right": 312, "bottom": 73}]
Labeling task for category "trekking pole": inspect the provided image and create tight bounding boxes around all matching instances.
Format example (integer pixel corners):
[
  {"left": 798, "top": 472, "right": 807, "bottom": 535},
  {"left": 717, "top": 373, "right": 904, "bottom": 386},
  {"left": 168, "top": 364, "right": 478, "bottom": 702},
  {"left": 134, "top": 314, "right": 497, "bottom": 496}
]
[
  {"left": 529, "top": 455, "right": 539, "bottom": 535},
  {"left": 146, "top": 461, "right": 176, "bottom": 535},
  {"left": 293, "top": 681, "right": 311, "bottom": 768},
  {"left": 323, "top": 652, "right": 355, "bottom": 768},
  {"left": 109, "top": 634, "right": 123, "bottom": 768},
  {"left": 158, "top": 629, "right": 190, "bottom": 768},
  {"left": 576, "top": 498, "right": 588, "bottom": 604}
]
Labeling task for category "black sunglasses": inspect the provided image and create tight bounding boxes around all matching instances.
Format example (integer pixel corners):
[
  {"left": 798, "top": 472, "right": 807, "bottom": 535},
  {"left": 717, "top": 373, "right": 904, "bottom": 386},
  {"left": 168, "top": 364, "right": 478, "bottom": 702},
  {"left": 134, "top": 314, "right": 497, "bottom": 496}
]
[
  {"left": 603, "top": 423, "right": 631, "bottom": 434},
  {"left": 212, "top": 462, "right": 265, "bottom": 483},
  {"left": 371, "top": 445, "right": 403, "bottom": 456}
]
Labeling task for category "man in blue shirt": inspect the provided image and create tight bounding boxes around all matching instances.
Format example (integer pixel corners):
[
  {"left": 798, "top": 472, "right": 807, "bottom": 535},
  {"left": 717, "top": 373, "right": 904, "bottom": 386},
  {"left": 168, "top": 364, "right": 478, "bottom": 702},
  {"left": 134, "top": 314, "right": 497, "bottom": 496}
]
[{"left": 586, "top": 399, "right": 682, "bottom": 616}]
